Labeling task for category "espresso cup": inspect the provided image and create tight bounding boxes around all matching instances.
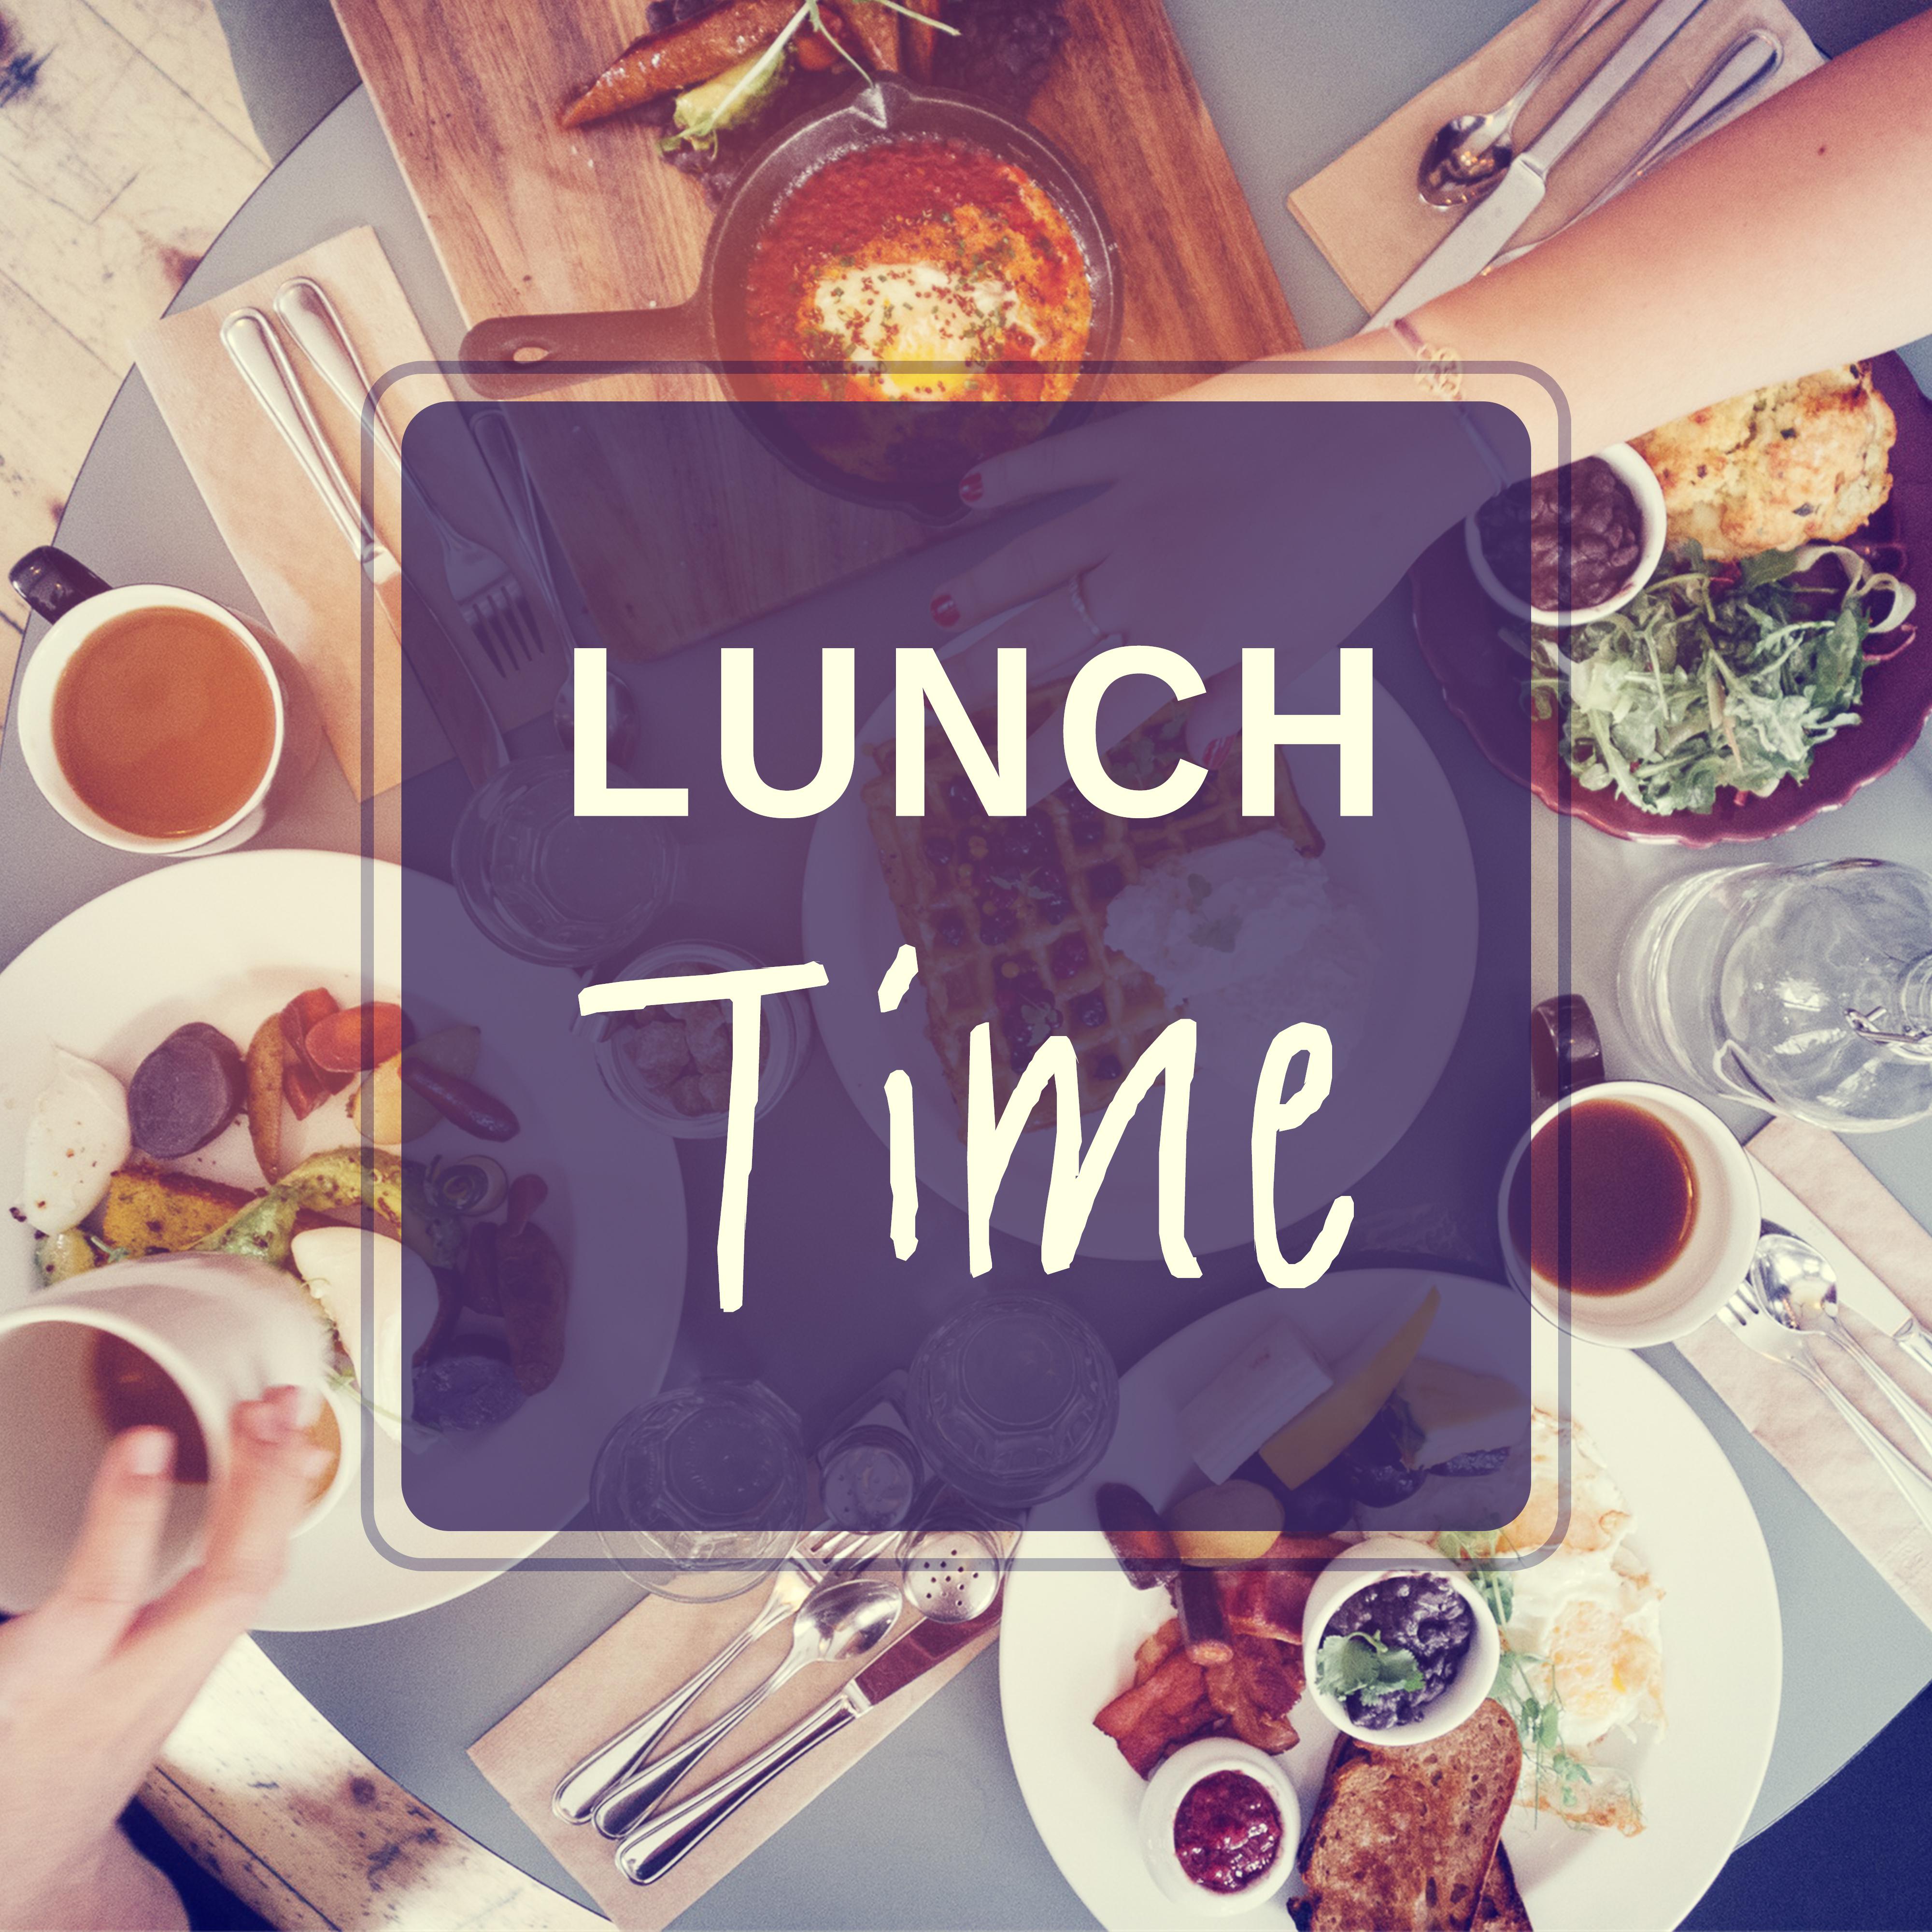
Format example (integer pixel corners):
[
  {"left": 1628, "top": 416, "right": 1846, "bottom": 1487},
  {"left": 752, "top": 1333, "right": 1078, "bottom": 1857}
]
[
  {"left": 10, "top": 548, "right": 320, "bottom": 857},
  {"left": 0, "top": 1251, "right": 348, "bottom": 1612},
  {"left": 1497, "top": 1079, "right": 1760, "bottom": 1348}
]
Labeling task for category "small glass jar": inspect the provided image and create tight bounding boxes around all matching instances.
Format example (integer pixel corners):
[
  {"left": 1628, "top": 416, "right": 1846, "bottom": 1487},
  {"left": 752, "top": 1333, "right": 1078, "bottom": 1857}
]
[
  {"left": 589, "top": 939, "right": 815, "bottom": 1139},
  {"left": 818, "top": 1422, "right": 923, "bottom": 1532},
  {"left": 450, "top": 755, "right": 678, "bottom": 967},
  {"left": 589, "top": 1379, "right": 807, "bottom": 1602},
  {"left": 905, "top": 1294, "right": 1120, "bottom": 1510}
]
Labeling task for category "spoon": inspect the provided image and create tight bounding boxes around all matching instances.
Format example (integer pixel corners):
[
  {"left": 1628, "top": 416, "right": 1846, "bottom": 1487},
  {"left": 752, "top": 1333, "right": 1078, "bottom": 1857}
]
[
  {"left": 1718, "top": 1283, "right": 1932, "bottom": 1533},
  {"left": 591, "top": 1573, "right": 901, "bottom": 1838},
  {"left": 1751, "top": 1231, "right": 1932, "bottom": 1464},
  {"left": 1419, "top": 0, "right": 1630, "bottom": 207}
]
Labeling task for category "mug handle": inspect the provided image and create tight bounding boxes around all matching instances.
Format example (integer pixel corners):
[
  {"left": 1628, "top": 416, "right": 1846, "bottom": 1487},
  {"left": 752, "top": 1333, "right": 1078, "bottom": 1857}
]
[
  {"left": 9, "top": 547, "right": 111, "bottom": 625},
  {"left": 1530, "top": 993, "right": 1605, "bottom": 1116}
]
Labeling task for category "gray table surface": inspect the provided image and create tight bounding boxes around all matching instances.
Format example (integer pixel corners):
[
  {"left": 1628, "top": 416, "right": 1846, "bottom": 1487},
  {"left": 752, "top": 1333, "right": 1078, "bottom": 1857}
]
[{"left": 9, "top": 3, "right": 1932, "bottom": 1924}]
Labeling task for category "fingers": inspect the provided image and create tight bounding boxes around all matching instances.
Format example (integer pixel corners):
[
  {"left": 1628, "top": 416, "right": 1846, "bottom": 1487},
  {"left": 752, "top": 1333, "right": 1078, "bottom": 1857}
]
[
  {"left": 134, "top": 1388, "right": 325, "bottom": 1662},
  {"left": 956, "top": 414, "right": 1128, "bottom": 515},
  {"left": 931, "top": 501, "right": 1113, "bottom": 633},
  {"left": 1182, "top": 667, "right": 1244, "bottom": 771},
  {"left": 42, "top": 1428, "right": 177, "bottom": 1657}
]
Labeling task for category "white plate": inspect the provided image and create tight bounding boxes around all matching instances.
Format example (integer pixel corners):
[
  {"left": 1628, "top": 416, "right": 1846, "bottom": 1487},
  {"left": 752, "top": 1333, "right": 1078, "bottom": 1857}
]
[
  {"left": 999, "top": 1273, "right": 1782, "bottom": 1931},
  {"left": 802, "top": 669, "right": 1477, "bottom": 1260},
  {"left": 0, "top": 850, "right": 686, "bottom": 1630}
]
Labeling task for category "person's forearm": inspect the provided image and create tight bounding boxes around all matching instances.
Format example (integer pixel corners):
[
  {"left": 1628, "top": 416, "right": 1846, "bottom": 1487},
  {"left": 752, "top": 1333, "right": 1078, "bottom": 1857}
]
[
  {"left": 1410, "top": 5, "right": 1932, "bottom": 458},
  {"left": 1247, "top": 7, "right": 1932, "bottom": 470}
]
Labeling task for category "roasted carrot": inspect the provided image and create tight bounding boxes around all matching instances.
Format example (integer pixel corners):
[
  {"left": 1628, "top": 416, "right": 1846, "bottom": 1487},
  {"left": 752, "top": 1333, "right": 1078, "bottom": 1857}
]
[
  {"left": 560, "top": 0, "right": 802, "bottom": 129},
  {"left": 899, "top": 0, "right": 942, "bottom": 80},
  {"left": 829, "top": 0, "right": 900, "bottom": 72}
]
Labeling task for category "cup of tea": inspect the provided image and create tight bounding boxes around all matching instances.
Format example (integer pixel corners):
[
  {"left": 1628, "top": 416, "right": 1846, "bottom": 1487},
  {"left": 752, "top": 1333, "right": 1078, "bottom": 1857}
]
[
  {"left": 1497, "top": 1079, "right": 1760, "bottom": 1347},
  {"left": 10, "top": 547, "right": 321, "bottom": 857},
  {"left": 0, "top": 1251, "right": 349, "bottom": 1612}
]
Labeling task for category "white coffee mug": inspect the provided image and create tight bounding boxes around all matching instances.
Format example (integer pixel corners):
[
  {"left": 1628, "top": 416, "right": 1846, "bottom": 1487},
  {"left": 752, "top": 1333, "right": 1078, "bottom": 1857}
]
[
  {"left": 0, "top": 1251, "right": 348, "bottom": 1612},
  {"left": 13, "top": 564, "right": 320, "bottom": 858},
  {"left": 1497, "top": 1078, "right": 1760, "bottom": 1348}
]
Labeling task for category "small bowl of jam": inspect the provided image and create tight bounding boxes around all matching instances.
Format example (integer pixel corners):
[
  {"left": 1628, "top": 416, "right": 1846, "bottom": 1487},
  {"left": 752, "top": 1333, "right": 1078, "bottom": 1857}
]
[
  {"left": 1465, "top": 442, "right": 1666, "bottom": 628},
  {"left": 1137, "top": 1737, "right": 1297, "bottom": 1915},
  {"left": 1302, "top": 1534, "right": 1500, "bottom": 1747}
]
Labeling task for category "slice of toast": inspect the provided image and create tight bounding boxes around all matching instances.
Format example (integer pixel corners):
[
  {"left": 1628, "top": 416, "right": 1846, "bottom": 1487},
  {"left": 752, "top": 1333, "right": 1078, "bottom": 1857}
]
[
  {"left": 1294, "top": 1699, "right": 1524, "bottom": 1932},
  {"left": 1475, "top": 1846, "right": 1532, "bottom": 1932}
]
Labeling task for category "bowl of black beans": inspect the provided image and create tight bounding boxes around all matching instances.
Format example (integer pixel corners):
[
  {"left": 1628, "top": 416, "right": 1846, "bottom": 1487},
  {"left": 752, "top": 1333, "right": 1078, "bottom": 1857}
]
[
  {"left": 1465, "top": 441, "right": 1666, "bottom": 629},
  {"left": 1301, "top": 1534, "right": 1500, "bottom": 1747}
]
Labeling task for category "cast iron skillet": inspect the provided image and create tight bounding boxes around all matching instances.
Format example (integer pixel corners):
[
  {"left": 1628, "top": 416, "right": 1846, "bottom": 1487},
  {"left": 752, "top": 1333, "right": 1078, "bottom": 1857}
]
[{"left": 459, "top": 71, "right": 1123, "bottom": 525}]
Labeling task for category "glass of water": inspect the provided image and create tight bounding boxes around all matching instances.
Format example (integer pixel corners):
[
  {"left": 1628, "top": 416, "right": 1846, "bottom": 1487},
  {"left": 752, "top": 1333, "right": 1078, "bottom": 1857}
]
[
  {"left": 590, "top": 1379, "right": 807, "bottom": 1601},
  {"left": 450, "top": 755, "right": 678, "bottom": 967},
  {"left": 905, "top": 1294, "right": 1119, "bottom": 1510}
]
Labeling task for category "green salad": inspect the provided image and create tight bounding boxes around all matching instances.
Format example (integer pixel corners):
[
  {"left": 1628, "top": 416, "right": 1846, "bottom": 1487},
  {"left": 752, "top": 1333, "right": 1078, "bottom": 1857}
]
[{"left": 1519, "top": 543, "right": 1916, "bottom": 816}]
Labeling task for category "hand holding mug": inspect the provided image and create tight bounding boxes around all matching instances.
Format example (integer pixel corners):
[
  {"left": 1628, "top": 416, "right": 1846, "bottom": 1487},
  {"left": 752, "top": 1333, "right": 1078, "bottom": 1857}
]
[{"left": 0, "top": 1391, "right": 327, "bottom": 1932}]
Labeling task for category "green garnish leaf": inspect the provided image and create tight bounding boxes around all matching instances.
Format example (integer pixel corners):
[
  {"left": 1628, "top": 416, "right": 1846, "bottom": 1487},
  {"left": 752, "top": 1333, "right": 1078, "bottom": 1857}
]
[{"left": 1316, "top": 1631, "right": 1425, "bottom": 1706}]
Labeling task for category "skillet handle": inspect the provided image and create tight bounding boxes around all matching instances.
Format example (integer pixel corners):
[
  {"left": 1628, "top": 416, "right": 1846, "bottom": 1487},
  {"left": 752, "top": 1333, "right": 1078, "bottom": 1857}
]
[{"left": 458, "top": 303, "right": 714, "bottom": 398}]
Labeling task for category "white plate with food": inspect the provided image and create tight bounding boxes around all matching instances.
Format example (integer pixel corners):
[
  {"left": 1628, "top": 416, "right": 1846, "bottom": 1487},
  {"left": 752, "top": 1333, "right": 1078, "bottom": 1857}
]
[
  {"left": 802, "top": 665, "right": 1477, "bottom": 1261},
  {"left": 999, "top": 1274, "right": 1782, "bottom": 1931},
  {"left": 0, "top": 849, "right": 686, "bottom": 1630}
]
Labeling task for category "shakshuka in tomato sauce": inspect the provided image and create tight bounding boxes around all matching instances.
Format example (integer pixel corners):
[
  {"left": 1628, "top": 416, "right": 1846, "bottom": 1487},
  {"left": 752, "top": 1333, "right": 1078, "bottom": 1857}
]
[{"left": 742, "top": 138, "right": 1094, "bottom": 434}]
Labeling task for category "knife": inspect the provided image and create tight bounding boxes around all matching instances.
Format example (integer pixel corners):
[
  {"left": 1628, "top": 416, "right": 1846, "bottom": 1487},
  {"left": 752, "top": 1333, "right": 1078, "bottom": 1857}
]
[
  {"left": 1367, "top": 0, "right": 1717, "bottom": 328},
  {"left": 612, "top": 1602, "right": 1000, "bottom": 1886},
  {"left": 1755, "top": 1170, "right": 1932, "bottom": 1377},
  {"left": 220, "top": 308, "right": 509, "bottom": 788}
]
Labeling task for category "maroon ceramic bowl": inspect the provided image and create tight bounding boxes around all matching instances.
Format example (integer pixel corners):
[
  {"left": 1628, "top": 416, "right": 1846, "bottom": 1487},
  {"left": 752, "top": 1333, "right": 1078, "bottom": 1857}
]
[{"left": 1410, "top": 352, "right": 1932, "bottom": 846}]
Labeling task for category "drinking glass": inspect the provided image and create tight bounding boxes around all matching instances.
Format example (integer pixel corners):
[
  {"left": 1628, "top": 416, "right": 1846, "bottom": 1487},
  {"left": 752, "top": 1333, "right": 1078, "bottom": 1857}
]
[
  {"left": 589, "top": 1379, "right": 807, "bottom": 1601},
  {"left": 450, "top": 755, "right": 678, "bottom": 967},
  {"left": 905, "top": 1294, "right": 1119, "bottom": 1509}
]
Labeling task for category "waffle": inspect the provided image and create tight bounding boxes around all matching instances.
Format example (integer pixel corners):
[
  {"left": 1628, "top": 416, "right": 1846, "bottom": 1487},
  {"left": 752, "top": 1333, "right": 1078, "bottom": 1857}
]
[{"left": 863, "top": 682, "right": 1322, "bottom": 1131}]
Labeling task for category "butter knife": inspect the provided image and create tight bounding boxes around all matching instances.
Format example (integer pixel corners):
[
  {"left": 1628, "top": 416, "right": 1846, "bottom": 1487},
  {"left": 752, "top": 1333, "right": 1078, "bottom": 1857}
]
[
  {"left": 220, "top": 308, "right": 508, "bottom": 787},
  {"left": 613, "top": 1603, "right": 999, "bottom": 1886},
  {"left": 1368, "top": 0, "right": 1717, "bottom": 328}
]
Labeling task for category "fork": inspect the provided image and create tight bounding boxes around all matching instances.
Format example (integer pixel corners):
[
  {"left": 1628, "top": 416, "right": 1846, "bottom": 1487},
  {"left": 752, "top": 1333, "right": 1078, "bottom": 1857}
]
[
  {"left": 550, "top": 1526, "right": 880, "bottom": 1825},
  {"left": 271, "top": 277, "right": 549, "bottom": 679},
  {"left": 1719, "top": 1285, "right": 1932, "bottom": 1533}
]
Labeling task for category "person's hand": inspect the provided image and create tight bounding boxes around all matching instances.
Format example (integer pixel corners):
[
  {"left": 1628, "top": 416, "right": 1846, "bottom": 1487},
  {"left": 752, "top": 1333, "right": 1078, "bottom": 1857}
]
[
  {"left": 0, "top": 1388, "right": 327, "bottom": 1932},
  {"left": 927, "top": 380, "right": 1495, "bottom": 796}
]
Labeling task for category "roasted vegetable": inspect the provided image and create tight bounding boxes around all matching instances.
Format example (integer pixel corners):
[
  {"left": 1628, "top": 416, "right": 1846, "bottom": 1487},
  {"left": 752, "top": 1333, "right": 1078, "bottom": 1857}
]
[
  {"left": 305, "top": 1001, "right": 413, "bottom": 1076},
  {"left": 835, "top": 0, "right": 899, "bottom": 72},
  {"left": 504, "top": 1171, "right": 548, "bottom": 1236},
  {"left": 398, "top": 1059, "right": 520, "bottom": 1141},
  {"left": 194, "top": 1148, "right": 405, "bottom": 1271},
  {"left": 462, "top": 1217, "right": 502, "bottom": 1316},
  {"left": 128, "top": 1023, "right": 246, "bottom": 1158},
  {"left": 900, "top": 0, "right": 941, "bottom": 78},
  {"left": 351, "top": 1024, "right": 483, "bottom": 1146},
  {"left": 561, "top": 0, "right": 802, "bottom": 129},
  {"left": 280, "top": 989, "right": 351, "bottom": 1118},
  {"left": 1095, "top": 1482, "right": 1180, "bottom": 1591},
  {"left": 397, "top": 1160, "right": 466, "bottom": 1271},
  {"left": 245, "top": 1014, "right": 285, "bottom": 1182},
  {"left": 496, "top": 1219, "right": 568, "bottom": 1394},
  {"left": 426, "top": 1155, "right": 509, "bottom": 1218},
  {"left": 35, "top": 1228, "right": 98, "bottom": 1286},
  {"left": 414, "top": 1351, "right": 526, "bottom": 1432}
]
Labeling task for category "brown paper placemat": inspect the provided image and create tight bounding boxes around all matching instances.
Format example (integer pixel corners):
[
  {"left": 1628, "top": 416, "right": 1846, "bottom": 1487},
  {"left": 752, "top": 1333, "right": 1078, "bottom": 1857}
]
[
  {"left": 133, "top": 227, "right": 565, "bottom": 798},
  {"left": 1677, "top": 1117, "right": 1932, "bottom": 1631},
  {"left": 1289, "top": 0, "right": 1822, "bottom": 317},
  {"left": 469, "top": 1589, "right": 997, "bottom": 1930}
]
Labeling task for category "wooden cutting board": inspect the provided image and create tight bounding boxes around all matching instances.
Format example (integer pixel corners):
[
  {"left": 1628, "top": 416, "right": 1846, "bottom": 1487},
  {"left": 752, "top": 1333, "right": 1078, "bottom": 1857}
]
[{"left": 330, "top": 0, "right": 1303, "bottom": 658}]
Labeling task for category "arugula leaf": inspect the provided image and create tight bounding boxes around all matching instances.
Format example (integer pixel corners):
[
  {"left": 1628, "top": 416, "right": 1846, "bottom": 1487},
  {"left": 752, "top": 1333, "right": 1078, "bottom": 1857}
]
[
  {"left": 1523, "top": 541, "right": 1906, "bottom": 817},
  {"left": 1316, "top": 1631, "right": 1425, "bottom": 1706}
]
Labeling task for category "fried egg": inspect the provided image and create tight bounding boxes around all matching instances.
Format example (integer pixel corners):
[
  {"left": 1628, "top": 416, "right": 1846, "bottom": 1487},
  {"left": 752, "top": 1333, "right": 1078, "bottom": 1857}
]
[
  {"left": 15, "top": 1047, "right": 129, "bottom": 1235},
  {"left": 1441, "top": 1406, "right": 1663, "bottom": 1834}
]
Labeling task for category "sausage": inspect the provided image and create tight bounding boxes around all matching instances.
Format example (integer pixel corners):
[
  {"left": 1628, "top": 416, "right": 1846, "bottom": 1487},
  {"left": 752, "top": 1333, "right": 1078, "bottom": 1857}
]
[
  {"left": 560, "top": 0, "right": 803, "bottom": 128},
  {"left": 398, "top": 1060, "right": 521, "bottom": 1142},
  {"left": 1177, "top": 1565, "right": 1235, "bottom": 1667},
  {"left": 899, "top": 0, "right": 942, "bottom": 79},
  {"left": 1096, "top": 1482, "right": 1180, "bottom": 1591}
]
